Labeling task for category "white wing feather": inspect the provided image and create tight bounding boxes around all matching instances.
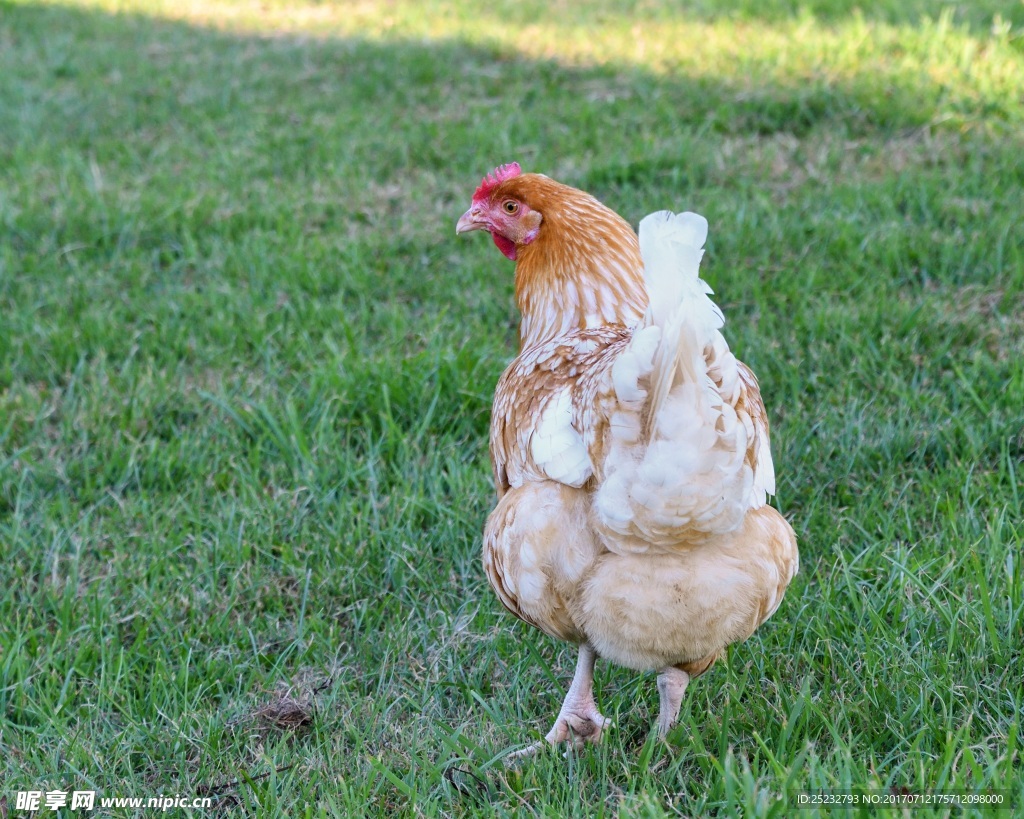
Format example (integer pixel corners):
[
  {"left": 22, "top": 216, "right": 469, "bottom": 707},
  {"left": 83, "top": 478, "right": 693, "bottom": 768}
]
[{"left": 530, "top": 388, "right": 592, "bottom": 487}]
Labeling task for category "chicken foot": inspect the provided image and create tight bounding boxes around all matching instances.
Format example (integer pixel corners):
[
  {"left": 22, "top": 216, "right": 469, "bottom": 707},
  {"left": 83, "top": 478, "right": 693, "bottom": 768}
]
[
  {"left": 509, "top": 643, "right": 611, "bottom": 760},
  {"left": 656, "top": 666, "right": 690, "bottom": 738}
]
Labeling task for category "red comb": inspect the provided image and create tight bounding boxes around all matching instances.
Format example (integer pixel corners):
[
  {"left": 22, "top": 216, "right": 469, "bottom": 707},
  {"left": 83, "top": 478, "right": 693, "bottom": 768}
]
[{"left": 472, "top": 162, "right": 522, "bottom": 203}]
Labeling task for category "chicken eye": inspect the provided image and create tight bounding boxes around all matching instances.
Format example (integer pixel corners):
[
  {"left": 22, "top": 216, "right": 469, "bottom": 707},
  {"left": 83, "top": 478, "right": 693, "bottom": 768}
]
[{"left": 503, "top": 200, "right": 519, "bottom": 214}]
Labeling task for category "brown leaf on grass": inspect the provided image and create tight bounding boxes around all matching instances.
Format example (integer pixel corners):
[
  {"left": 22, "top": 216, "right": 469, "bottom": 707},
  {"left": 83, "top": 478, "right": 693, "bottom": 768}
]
[
  {"left": 231, "top": 671, "right": 336, "bottom": 732},
  {"left": 252, "top": 696, "right": 314, "bottom": 730}
]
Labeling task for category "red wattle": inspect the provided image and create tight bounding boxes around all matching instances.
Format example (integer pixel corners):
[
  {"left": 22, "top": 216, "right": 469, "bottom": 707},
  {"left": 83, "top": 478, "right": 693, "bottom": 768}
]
[{"left": 491, "top": 232, "right": 517, "bottom": 260}]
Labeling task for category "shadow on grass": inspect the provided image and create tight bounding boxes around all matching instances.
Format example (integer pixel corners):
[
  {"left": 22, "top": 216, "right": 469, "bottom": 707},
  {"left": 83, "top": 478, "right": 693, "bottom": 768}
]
[
  {"left": 2, "top": 1, "right": 1018, "bottom": 308},
  {"left": 1, "top": 1, "right": 1015, "bottom": 187}
]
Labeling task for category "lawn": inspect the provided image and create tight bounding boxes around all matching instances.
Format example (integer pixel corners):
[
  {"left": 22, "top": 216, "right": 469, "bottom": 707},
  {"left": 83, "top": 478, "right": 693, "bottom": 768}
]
[{"left": 1, "top": 0, "right": 1022, "bottom": 815}]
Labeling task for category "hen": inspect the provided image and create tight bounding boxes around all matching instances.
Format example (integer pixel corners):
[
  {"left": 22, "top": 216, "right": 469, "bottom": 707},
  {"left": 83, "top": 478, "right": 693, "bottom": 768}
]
[{"left": 457, "top": 163, "right": 799, "bottom": 754}]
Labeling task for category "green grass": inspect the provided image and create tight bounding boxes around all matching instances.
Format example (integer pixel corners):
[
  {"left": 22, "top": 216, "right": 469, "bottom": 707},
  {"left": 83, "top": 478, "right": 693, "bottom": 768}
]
[{"left": 1, "top": 0, "right": 1022, "bottom": 815}]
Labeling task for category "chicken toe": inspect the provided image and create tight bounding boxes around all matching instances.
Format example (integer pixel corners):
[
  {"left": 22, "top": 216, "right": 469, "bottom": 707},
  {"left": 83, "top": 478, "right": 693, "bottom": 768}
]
[{"left": 508, "top": 644, "right": 610, "bottom": 760}]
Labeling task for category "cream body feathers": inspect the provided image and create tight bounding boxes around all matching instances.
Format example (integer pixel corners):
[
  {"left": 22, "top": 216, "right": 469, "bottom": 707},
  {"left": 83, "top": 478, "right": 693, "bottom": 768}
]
[{"left": 486, "top": 207, "right": 797, "bottom": 672}]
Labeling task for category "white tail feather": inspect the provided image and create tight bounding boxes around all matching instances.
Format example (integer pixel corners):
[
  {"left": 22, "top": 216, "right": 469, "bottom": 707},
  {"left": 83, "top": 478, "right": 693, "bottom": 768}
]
[
  {"left": 639, "top": 211, "right": 721, "bottom": 442},
  {"left": 639, "top": 211, "right": 714, "bottom": 329}
]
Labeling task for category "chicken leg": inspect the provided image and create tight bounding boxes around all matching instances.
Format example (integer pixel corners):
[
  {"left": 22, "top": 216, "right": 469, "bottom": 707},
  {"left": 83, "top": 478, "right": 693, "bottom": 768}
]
[
  {"left": 656, "top": 666, "right": 690, "bottom": 738},
  {"left": 510, "top": 643, "right": 610, "bottom": 759}
]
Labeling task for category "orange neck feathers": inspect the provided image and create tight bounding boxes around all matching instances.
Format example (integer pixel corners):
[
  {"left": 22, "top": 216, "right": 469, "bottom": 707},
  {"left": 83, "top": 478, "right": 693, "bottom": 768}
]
[{"left": 497, "top": 175, "right": 648, "bottom": 349}]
